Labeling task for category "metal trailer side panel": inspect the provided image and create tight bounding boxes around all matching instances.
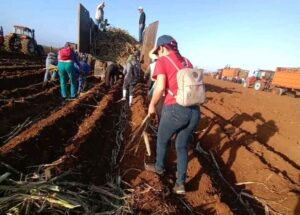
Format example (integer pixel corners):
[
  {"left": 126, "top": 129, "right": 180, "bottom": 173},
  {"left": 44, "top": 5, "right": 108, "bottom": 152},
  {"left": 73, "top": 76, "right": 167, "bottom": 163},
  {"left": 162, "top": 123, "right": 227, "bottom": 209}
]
[
  {"left": 222, "top": 68, "right": 239, "bottom": 78},
  {"left": 140, "top": 21, "right": 159, "bottom": 72},
  {"left": 272, "top": 69, "right": 300, "bottom": 90},
  {"left": 78, "top": 3, "right": 91, "bottom": 53}
]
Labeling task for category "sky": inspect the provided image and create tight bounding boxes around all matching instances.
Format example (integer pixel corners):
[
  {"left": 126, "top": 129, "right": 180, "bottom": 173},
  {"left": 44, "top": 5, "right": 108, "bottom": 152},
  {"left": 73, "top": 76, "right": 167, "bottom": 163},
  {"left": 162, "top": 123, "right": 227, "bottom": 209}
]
[{"left": 0, "top": 0, "right": 299, "bottom": 71}]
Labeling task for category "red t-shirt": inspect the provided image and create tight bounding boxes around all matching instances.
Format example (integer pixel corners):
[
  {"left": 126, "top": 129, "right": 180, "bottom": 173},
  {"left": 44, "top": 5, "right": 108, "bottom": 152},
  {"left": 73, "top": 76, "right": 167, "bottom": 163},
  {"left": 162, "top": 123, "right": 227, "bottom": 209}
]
[{"left": 152, "top": 51, "right": 193, "bottom": 106}]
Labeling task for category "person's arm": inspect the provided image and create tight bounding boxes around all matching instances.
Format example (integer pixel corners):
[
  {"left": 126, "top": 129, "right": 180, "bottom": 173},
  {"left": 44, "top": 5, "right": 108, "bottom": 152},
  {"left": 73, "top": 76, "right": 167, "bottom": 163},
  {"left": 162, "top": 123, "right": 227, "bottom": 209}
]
[
  {"left": 144, "top": 65, "right": 151, "bottom": 80},
  {"left": 139, "top": 13, "right": 145, "bottom": 25},
  {"left": 72, "top": 52, "right": 81, "bottom": 68},
  {"left": 148, "top": 74, "right": 165, "bottom": 115},
  {"left": 143, "top": 13, "right": 146, "bottom": 25},
  {"left": 97, "top": 3, "right": 102, "bottom": 9}
]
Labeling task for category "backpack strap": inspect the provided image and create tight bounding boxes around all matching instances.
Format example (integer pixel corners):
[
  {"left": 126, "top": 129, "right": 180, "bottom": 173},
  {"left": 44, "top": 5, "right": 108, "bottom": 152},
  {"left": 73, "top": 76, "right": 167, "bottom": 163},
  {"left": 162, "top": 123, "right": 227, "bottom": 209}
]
[
  {"left": 164, "top": 55, "right": 184, "bottom": 97},
  {"left": 165, "top": 55, "right": 180, "bottom": 71}
]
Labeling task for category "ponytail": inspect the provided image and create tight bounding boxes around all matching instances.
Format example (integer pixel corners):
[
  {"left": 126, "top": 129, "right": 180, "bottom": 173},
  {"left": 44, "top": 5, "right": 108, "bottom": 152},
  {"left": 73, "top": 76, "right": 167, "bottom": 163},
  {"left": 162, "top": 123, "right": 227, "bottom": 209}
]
[{"left": 164, "top": 41, "right": 187, "bottom": 67}]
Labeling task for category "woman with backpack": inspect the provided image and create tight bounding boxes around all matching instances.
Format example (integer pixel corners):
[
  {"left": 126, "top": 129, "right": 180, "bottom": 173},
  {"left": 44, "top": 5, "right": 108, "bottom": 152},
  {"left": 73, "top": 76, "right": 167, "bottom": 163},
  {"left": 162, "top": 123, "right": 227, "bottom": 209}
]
[
  {"left": 145, "top": 35, "right": 201, "bottom": 195},
  {"left": 57, "top": 43, "right": 81, "bottom": 99}
]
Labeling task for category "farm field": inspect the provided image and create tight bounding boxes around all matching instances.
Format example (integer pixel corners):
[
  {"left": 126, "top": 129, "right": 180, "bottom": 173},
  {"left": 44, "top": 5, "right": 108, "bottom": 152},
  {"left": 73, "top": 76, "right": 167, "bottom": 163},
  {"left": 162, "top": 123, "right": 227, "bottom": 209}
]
[{"left": 0, "top": 52, "right": 299, "bottom": 214}]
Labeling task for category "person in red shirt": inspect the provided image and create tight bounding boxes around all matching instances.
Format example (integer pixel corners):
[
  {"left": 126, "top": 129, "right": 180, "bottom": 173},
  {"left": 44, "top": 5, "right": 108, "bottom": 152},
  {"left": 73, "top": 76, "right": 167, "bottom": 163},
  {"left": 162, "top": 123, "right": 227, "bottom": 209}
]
[{"left": 145, "top": 35, "right": 200, "bottom": 195}]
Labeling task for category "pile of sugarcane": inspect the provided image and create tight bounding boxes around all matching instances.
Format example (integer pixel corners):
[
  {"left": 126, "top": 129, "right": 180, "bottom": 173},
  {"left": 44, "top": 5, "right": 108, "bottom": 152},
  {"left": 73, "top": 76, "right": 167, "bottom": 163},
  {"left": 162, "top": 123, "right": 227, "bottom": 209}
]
[
  {"left": 0, "top": 166, "right": 133, "bottom": 214},
  {"left": 92, "top": 27, "right": 140, "bottom": 65}
]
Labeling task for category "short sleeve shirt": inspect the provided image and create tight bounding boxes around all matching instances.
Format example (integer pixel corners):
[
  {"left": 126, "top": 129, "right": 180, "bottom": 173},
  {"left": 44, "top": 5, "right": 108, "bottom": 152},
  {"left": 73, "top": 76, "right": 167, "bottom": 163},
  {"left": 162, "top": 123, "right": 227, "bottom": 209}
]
[{"left": 152, "top": 51, "right": 193, "bottom": 106}]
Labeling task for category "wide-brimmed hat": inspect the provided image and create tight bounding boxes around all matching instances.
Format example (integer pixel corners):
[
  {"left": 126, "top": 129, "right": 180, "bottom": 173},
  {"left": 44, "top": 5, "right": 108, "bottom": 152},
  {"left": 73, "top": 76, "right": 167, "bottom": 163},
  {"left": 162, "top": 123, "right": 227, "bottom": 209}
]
[
  {"left": 148, "top": 47, "right": 158, "bottom": 60},
  {"left": 138, "top": 6, "right": 143, "bottom": 10},
  {"left": 153, "top": 35, "right": 176, "bottom": 54}
]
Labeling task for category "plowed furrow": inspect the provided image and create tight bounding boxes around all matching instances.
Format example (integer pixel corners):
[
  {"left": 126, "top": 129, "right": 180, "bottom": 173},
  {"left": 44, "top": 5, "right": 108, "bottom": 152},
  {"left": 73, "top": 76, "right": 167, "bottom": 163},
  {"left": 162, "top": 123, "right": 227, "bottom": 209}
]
[
  {"left": 0, "top": 65, "right": 44, "bottom": 74},
  {"left": 0, "top": 51, "right": 44, "bottom": 61},
  {"left": 46, "top": 81, "right": 122, "bottom": 183},
  {"left": 0, "top": 76, "right": 101, "bottom": 139},
  {"left": 0, "top": 82, "right": 106, "bottom": 169},
  {"left": 0, "top": 82, "right": 55, "bottom": 99},
  {"left": 0, "top": 85, "right": 60, "bottom": 139},
  {"left": 0, "top": 70, "right": 44, "bottom": 91},
  {"left": 0, "top": 61, "right": 43, "bottom": 66}
]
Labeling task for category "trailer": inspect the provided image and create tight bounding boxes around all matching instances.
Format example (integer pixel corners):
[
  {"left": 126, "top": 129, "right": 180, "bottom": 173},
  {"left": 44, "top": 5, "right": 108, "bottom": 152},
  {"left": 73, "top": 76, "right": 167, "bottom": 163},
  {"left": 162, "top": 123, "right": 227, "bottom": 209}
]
[
  {"left": 222, "top": 68, "right": 239, "bottom": 81},
  {"left": 271, "top": 67, "right": 300, "bottom": 97},
  {"left": 222, "top": 68, "right": 249, "bottom": 83}
]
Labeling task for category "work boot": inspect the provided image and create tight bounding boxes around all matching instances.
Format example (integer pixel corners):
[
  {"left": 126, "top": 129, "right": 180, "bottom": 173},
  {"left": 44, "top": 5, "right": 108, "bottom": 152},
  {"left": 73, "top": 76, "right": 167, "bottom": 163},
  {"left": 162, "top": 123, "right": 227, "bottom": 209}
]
[
  {"left": 129, "top": 95, "right": 133, "bottom": 106},
  {"left": 122, "top": 89, "right": 127, "bottom": 98},
  {"left": 144, "top": 163, "right": 164, "bottom": 176},
  {"left": 173, "top": 183, "right": 186, "bottom": 195}
]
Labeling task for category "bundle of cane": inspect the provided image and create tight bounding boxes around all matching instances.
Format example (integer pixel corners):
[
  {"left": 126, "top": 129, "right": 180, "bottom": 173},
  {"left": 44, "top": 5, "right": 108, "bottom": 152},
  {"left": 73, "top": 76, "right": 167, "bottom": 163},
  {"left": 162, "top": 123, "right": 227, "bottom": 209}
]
[{"left": 128, "top": 115, "right": 153, "bottom": 156}]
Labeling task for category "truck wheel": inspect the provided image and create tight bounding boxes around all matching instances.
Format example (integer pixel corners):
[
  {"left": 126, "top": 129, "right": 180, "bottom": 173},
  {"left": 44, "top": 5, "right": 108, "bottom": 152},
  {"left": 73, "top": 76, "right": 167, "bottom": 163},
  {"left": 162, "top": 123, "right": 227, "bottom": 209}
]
[
  {"left": 254, "top": 81, "right": 265, "bottom": 91},
  {"left": 21, "top": 39, "right": 36, "bottom": 54},
  {"left": 286, "top": 90, "right": 296, "bottom": 98},
  {"left": 272, "top": 87, "right": 285, "bottom": 96}
]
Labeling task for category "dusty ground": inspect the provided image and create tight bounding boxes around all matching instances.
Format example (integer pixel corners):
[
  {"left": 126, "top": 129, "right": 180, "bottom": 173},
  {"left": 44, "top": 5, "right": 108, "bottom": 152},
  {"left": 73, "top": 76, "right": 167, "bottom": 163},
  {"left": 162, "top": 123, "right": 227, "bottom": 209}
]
[
  {"left": 199, "top": 76, "right": 300, "bottom": 214},
  {"left": 119, "top": 76, "right": 300, "bottom": 215},
  {"left": 0, "top": 51, "right": 299, "bottom": 214}
]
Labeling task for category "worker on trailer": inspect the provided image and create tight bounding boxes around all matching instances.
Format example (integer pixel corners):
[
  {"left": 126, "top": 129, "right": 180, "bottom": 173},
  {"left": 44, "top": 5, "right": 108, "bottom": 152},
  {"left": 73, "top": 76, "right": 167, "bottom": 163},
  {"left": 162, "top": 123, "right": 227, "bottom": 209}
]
[
  {"left": 95, "top": 2, "right": 105, "bottom": 29},
  {"left": 57, "top": 42, "right": 81, "bottom": 99},
  {"left": 43, "top": 51, "right": 58, "bottom": 86},
  {"left": 138, "top": 6, "right": 146, "bottom": 43}
]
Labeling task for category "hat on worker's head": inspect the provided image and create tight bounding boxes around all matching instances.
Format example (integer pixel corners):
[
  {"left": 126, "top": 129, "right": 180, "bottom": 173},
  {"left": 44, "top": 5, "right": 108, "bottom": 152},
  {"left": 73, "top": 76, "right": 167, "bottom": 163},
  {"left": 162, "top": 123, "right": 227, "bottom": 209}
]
[
  {"left": 138, "top": 6, "right": 143, "bottom": 10},
  {"left": 64, "top": 42, "right": 71, "bottom": 48},
  {"left": 153, "top": 35, "right": 176, "bottom": 54},
  {"left": 149, "top": 47, "right": 158, "bottom": 60}
]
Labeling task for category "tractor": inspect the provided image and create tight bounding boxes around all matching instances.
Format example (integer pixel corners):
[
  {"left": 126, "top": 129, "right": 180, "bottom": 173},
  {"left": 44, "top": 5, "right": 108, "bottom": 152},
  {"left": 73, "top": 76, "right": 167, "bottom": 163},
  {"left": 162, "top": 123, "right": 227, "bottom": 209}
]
[
  {"left": 243, "top": 70, "right": 275, "bottom": 91},
  {"left": 3, "top": 25, "right": 44, "bottom": 55}
]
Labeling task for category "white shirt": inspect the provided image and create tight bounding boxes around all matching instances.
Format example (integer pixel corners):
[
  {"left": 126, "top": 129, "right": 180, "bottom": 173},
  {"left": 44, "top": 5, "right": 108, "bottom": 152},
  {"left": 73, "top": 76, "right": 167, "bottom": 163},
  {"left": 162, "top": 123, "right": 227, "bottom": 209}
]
[
  {"left": 95, "top": 3, "right": 104, "bottom": 20},
  {"left": 149, "top": 61, "right": 157, "bottom": 81}
]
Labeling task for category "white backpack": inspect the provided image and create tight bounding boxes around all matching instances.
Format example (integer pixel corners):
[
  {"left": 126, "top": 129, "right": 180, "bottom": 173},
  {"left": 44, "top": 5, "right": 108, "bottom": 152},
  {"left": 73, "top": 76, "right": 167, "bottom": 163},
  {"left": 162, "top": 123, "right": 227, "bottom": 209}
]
[{"left": 165, "top": 56, "right": 206, "bottom": 106}]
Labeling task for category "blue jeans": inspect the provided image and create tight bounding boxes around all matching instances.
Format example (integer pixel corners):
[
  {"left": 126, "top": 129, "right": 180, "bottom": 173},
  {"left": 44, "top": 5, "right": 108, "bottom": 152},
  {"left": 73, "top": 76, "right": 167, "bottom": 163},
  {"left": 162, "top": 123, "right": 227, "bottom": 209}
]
[
  {"left": 155, "top": 104, "right": 200, "bottom": 185},
  {"left": 139, "top": 24, "right": 145, "bottom": 43},
  {"left": 78, "top": 74, "right": 87, "bottom": 93}
]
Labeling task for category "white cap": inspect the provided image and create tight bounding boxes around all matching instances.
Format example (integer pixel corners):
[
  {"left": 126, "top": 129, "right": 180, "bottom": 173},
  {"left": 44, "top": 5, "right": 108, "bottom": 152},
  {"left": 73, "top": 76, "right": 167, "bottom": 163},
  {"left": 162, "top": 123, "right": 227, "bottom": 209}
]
[{"left": 138, "top": 6, "right": 143, "bottom": 10}]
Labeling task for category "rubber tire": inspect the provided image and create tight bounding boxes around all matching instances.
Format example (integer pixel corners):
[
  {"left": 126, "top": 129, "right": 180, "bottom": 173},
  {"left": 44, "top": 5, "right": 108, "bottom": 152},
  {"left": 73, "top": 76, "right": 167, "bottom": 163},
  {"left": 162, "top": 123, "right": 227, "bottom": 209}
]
[
  {"left": 3, "top": 36, "right": 11, "bottom": 51},
  {"left": 37, "top": 45, "right": 44, "bottom": 56},
  {"left": 4, "top": 35, "right": 21, "bottom": 52},
  {"left": 254, "top": 81, "right": 265, "bottom": 91},
  {"left": 287, "top": 91, "right": 296, "bottom": 98},
  {"left": 272, "top": 87, "right": 285, "bottom": 96},
  {"left": 0, "top": 36, "right": 3, "bottom": 46},
  {"left": 21, "top": 39, "right": 36, "bottom": 54}
]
